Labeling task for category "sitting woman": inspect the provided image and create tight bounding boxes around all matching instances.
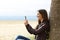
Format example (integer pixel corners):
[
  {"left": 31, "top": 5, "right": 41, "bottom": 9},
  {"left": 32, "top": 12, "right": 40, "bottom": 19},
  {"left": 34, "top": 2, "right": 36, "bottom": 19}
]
[{"left": 24, "top": 9, "right": 50, "bottom": 40}]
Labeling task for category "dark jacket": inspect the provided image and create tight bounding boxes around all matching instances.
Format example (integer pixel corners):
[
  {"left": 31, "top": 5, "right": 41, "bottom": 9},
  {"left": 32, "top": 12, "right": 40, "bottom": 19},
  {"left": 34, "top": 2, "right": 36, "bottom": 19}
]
[{"left": 25, "top": 21, "right": 50, "bottom": 40}]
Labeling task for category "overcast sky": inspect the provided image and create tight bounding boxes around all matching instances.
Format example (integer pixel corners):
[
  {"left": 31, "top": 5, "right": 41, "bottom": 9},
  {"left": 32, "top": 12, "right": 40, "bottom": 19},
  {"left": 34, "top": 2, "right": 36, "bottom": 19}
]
[{"left": 0, "top": 0, "right": 51, "bottom": 16}]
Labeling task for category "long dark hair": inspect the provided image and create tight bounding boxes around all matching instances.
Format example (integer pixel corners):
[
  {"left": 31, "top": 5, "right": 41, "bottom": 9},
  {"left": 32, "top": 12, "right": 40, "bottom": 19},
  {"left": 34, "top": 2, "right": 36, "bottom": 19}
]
[
  {"left": 38, "top": 9, "right": 50, "bottom": 39},
  {"left": 38, "top": 9, "right": 49, "bottom": 24}
]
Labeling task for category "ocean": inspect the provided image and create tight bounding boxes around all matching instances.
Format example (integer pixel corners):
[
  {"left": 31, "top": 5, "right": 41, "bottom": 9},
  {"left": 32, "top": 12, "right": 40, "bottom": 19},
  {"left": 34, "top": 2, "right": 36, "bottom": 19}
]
[{"left": 0, "top": 16, "right": 37, "bottom": 21}]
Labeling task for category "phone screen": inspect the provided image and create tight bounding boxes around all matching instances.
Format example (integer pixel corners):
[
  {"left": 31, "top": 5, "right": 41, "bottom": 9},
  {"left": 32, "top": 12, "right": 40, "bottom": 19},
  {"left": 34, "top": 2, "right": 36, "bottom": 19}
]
[{"left": 25, "top": 16, "right": 27, "bottom": 20}]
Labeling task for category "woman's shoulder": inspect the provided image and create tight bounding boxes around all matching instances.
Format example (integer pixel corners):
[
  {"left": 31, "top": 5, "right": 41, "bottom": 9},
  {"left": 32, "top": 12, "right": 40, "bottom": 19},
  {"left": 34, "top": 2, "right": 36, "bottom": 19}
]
[{"left": 41, "top": 21, "right": 49, "bottom": 27}]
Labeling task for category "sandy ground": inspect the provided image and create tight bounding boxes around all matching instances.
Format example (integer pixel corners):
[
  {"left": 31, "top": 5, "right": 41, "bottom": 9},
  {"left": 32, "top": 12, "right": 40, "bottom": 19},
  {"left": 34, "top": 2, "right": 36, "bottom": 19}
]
[{"left": 0, "top": 20, "right": 38, "bottom": 40}]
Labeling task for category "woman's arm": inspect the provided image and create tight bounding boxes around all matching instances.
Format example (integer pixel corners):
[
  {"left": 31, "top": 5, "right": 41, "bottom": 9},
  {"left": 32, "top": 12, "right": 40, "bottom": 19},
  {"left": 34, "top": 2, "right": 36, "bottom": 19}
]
[{"left": 25, "top": 23, "right": 48, "bottom": 35}]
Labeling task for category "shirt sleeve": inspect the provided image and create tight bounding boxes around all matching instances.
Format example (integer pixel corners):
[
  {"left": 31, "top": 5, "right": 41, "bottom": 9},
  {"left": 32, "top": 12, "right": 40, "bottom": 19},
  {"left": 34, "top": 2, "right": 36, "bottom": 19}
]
[{"left": 25, "top": 23, "right": 48, "bottom": 35}]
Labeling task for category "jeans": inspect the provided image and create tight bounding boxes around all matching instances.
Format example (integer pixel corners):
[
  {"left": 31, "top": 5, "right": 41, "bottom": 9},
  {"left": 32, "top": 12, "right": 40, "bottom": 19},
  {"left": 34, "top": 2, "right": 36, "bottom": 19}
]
[{"left": 16, "top": 35, "right": 30, "bottom": 40}]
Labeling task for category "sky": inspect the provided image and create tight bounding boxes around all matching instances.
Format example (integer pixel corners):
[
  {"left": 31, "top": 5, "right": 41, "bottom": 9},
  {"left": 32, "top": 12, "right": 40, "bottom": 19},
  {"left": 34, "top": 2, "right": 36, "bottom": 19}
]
[{"left": 0, "top": 0, "right": 51, "bottom": 16}]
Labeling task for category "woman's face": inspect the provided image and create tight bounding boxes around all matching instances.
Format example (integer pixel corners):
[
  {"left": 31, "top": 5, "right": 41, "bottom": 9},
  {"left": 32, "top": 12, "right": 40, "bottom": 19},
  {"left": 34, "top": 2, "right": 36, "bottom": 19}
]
[{"left": 37, "top": 12, "right": 43, "bottom": 21}]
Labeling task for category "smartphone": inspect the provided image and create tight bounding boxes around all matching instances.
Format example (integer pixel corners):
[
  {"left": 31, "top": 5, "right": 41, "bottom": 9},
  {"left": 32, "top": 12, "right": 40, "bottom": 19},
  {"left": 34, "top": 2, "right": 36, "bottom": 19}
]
[{"left": 25, "top": 16, "right": 27, "bottom": 20}]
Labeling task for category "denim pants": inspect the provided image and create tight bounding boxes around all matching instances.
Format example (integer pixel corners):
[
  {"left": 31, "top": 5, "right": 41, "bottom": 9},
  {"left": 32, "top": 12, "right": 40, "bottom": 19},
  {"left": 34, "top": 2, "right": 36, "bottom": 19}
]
[{"left": 16, "top": 35, "right": 30, "bottom": 40}]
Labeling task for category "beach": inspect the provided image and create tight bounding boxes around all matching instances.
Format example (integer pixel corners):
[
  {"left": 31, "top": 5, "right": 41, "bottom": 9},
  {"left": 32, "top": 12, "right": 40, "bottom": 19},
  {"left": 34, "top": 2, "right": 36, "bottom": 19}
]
[{"left": 0, "top": 20, "right": 38, "bottom": 40}]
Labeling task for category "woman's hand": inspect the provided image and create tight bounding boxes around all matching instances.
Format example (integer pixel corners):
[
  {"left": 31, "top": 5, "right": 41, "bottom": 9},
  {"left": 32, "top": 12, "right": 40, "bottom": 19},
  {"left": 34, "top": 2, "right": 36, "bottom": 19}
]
[{"left": 24, "top": 20, "right": 29, "bottom": 25}]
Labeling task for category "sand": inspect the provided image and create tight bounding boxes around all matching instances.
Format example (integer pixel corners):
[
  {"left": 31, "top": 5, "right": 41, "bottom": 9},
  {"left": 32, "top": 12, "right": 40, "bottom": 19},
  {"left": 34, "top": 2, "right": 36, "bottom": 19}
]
[{"left": 0, "top": 20, "right": 38, "bottom": 40}]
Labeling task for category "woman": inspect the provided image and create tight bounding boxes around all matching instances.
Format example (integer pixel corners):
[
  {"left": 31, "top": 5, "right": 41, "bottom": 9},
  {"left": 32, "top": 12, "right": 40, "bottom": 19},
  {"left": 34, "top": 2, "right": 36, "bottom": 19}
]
[{"left": 24, "top": 9, "right": 50, "bottom": 40}]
